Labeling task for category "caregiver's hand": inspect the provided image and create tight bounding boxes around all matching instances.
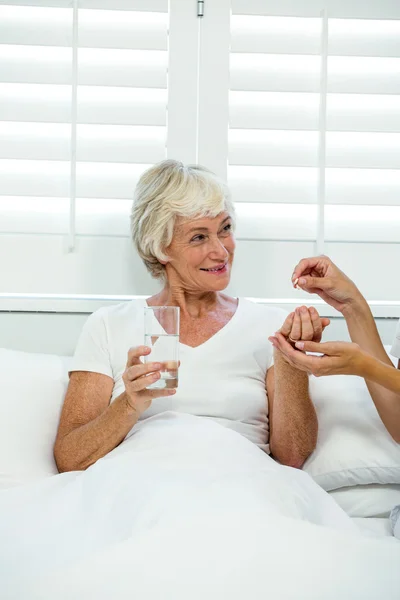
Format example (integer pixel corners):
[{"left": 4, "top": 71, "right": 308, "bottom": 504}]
[
  {"left": 278, "top": 306, "right": 330, "bottom": 345},
  {"left": 291, "top": 256, "right": 363, "bottom": 314},
  {"left": 268, "top": 334, "right": 365, "bottom": 377},
  {"left": 122, "top": 346, "right": 176, "bottom": 416}
]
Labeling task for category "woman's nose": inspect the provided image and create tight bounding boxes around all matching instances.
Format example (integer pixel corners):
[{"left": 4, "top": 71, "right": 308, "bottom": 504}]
[{"left": 209, "top": 237, "right": 229, "bottom": 259}]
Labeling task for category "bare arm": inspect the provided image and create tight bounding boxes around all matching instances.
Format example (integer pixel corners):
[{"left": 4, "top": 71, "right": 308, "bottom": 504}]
[
  {"left": 358, "top": 352, "right": 400, "bottom": 441},
  {"left": 343, "top": 297, "right": 393, "bottom": 366},
  {"left": 269, "top": 335, "right": 400, "bottom": 444},
  {"left": 54, "top": 346, "right": 176, "bottom": 473},
  {"left": 343, "top": 299, "right": 400, "bottom": 442},
  {"left": 266, "top": 353, "right": 318, "bottom": 469},
  {"left": 54, "top": 372, "right": 139, "bottom": 472},
  {"left": 291, "top": 256, "right": 400, "bottom": 443}
]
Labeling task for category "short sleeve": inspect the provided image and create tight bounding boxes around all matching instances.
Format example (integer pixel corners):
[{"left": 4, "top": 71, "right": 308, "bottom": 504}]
[
  {"left": 390, "top": 319, "right": 400, "bottom": 359},
  {"left": 69, "top": 308, "right": 113, "bottom": 379}
]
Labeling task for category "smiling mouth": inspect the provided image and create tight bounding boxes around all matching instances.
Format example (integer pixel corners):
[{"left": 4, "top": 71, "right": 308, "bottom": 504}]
[{"left": 200, "top": 264, "right": 227, "bottom": 273}]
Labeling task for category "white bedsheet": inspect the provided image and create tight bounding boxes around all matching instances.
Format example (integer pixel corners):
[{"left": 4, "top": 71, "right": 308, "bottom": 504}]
[
  {"left": 352, "top": 517, "right": 393, "bottom": 538},
  {"left": 1, "top": 412, "right": 399, "bottom": 600}
]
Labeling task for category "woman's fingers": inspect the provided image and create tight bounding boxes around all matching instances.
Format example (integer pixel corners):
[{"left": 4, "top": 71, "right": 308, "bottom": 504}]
[
  {"left": 145, "top": 387, "right": 177, "bottom": 400},
  {"left": 307, "top": 306, "right": 323, "bottom": 341},
  {"left": 299, "top": 306, "right": 313, "bottom": 340},
  {"left": 126, "top": 345, "right": 151, "bottom": 368},
  {"left": 128, "top": 370, "right": 162, "bottom": 392},
  {"left": 279, "top": 312, "right": 295, "bottom": 337},
  {"left": 321, "top": 317, "right": 331, "bottom": 330},
  {"left": 289, "top": 308, "right": 302, "bottom": 341},
  {"left": 126, "top": 362, "right": 162, "bottom": 382}
]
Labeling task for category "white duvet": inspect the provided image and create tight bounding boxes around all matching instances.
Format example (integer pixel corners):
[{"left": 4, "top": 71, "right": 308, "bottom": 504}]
[{"left": 0, "top": 412, "right": 399, "bottom": 600}]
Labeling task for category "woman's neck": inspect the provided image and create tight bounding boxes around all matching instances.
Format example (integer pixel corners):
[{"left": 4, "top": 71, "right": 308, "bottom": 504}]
[{"left": 147, "top": 286, "right": 223, "bottom": 320}]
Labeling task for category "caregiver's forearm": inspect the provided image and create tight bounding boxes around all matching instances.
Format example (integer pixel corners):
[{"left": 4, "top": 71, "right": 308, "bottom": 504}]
[
  {"left": 343, "top": 299, "right": 400, "bottom": 442},
  {"left": 357, "top": 353, "right": 400, "bottom": 443},
  {"left": 54, "top": 392, "right": 138, "bottom": 472},
  {"left": 270, "top": 351, "right": 318, "bottom": 469},
  {"left": 343, "top": 297, "right": 393, "bottom": 366}
]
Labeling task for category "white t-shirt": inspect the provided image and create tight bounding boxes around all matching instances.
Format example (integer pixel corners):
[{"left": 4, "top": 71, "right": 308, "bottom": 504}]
[
  {"left": 390, "top": 319, "right": 400, "bottom": 359},
  {"left": 70, "top": 298, "right": 287, "bottom": 453}
]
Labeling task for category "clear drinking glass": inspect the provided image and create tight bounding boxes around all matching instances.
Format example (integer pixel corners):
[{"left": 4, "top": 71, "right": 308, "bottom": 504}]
[{"left": 144, "top": 306, "right": 180, "bottom": 389}]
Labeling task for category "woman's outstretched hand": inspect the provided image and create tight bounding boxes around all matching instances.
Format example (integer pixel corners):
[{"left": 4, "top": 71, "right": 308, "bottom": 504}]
[{"left": 278, "top": 306, "right": 330, "bottom": 345}]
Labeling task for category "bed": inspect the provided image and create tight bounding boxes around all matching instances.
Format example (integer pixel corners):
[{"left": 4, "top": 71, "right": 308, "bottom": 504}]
[{"left": 0, "top": 318, "right": 399, "bottom": 600}]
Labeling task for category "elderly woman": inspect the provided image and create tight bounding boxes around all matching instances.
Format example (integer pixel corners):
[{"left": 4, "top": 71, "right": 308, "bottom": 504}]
[{"left": 54, "top": 160, "right": 328, "bottom": 473}]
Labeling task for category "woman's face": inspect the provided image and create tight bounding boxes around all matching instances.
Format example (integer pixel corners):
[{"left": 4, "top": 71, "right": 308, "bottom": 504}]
[{"left": 164, "top": 211, "right": 235, "bottom": 293}]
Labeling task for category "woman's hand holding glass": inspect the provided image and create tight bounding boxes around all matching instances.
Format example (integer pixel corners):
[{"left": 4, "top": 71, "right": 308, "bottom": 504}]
[{"left": 122, "top": 346, "right": 176, "bottom": 417}]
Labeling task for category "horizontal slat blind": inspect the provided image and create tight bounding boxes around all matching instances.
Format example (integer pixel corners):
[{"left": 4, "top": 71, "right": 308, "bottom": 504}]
[
  {"left": 0, "top": 1, "right": 168, "bottom": 234},
  {"left": 229, "top": 1, "right": 400, "bottom": 244}
]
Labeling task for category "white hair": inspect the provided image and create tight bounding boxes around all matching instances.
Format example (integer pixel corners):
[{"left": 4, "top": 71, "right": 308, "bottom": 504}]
[{"left": 130, "top": 159, "right": 236, "bottom": 279}]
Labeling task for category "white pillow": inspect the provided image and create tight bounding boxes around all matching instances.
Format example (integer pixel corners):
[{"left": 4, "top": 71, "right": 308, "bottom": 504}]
[
  {"left": 304, "top": 359, "right": 400, "bottom": 491},
  {"left": 0, "top": 348, "right": 71, "bottom": 489},
  {"left": 329, "top": 484, "right": 400, "bottom": 518}
]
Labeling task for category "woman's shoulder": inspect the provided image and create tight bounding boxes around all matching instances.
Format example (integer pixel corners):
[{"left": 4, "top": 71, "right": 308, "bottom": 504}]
[
  {"left": 86, "top": 299, "right": 146, "bottom": 330},
  {"left": 239, "top": 298, "right": 288, "bottom": 322}
]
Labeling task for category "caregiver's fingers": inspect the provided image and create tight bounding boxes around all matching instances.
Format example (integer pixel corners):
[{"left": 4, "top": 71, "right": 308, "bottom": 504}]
[
  {"left": 299, "top": 306, "right": 314, "bottom": 340},
  {"left": 279, "top": 312, "right": 295, "bottom": 337},
  {"left": 291, "top": 255, "right": 332, "bottom": 287},
  {"left": 294, "top": 340, "right": 336, "bottom": 354},
  {"left": 269, "top": 333, "right": 312, "bottom": 373},
  {"left": 291, "top": 257, "right": 320, "bottom": 287}
]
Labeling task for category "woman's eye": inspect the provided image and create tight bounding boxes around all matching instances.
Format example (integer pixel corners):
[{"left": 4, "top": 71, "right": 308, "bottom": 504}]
[
  {"left": 221, "top": 223, "right": 232, "bottom": 234},
  {"left": 191, "top": 234, "right": 205, "bottom": 243}
]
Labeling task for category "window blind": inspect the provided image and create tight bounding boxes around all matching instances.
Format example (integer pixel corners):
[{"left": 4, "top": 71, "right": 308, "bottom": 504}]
[
  {"left": 229, "top": 0, "right": 400, "bottom": 247},
  {"left": 0, "top": 0, "right": 168, "bottom": 239}
]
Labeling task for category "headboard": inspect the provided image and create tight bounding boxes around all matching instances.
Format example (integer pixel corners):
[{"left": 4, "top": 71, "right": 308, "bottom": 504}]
[{"left": 0, "top": 294, "right": 398, "bottom": 356}]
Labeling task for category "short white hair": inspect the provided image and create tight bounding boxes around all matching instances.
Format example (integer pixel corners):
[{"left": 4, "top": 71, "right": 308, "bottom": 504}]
[{"left": 131, "top": 159, "right": 236, "bottom": 279}]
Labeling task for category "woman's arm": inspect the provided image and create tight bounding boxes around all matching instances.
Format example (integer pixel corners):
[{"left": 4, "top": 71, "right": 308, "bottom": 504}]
[
  {"left": 54, "top": 372, "right": 138, "bottom": 472},
  {"left": 266, "top": 355, "right": 318, "bottom": 469},
  {"left": 54, "top": 346, "right": 175, "bottom": 472},
  {"left": 266, "top": 306, "right": 324, "bottom": 468}
]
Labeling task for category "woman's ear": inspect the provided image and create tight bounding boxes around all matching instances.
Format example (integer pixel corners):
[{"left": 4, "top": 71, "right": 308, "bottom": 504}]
[{"left": 158, "top": 255, "right": 170, "bottom": 266}]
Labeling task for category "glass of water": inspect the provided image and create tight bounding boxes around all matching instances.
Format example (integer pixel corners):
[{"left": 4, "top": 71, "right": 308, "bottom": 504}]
[{"left": 144, "top": 306, "right": 180, "bottom": 389}]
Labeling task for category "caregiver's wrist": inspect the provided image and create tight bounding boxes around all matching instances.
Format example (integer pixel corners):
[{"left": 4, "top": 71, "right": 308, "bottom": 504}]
[
  {"left": 341, "top": 292, "right": 369, "bottom": 320},
  {"left": 354, "top": 349, "right": 376, "bottom": 379}
]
